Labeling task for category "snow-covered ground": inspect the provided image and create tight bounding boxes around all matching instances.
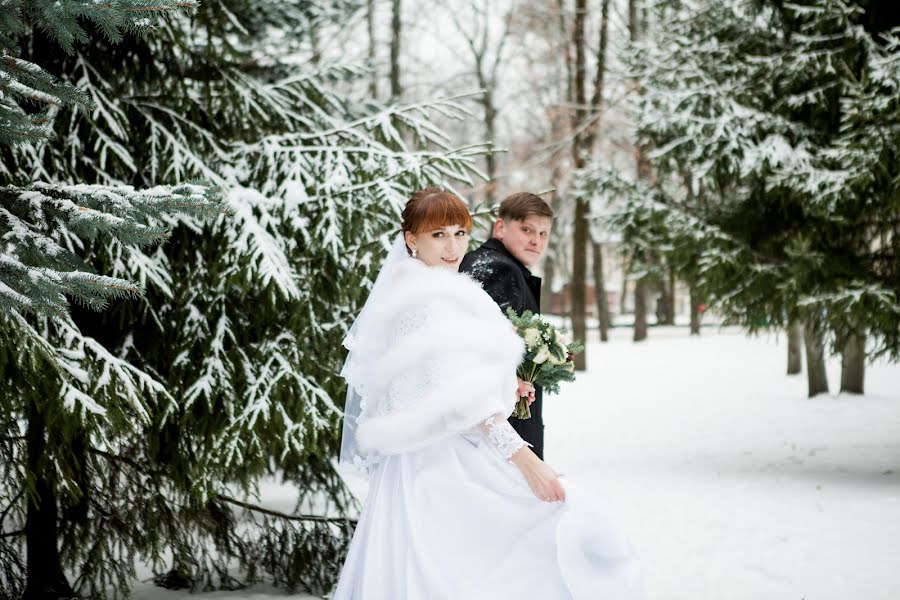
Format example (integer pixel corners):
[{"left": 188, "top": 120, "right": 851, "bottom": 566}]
[
  {"left": 135, "top": 326, "right": 900, "bottom": 599},
  {"left": 552, "top": 326, "right": 900, "bottom": 600}
]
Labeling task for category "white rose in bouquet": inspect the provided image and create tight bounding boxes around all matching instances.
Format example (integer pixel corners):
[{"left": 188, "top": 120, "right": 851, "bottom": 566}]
[
  {"left": 505, "top": 308, "right": 585, "bottom": 419},
  {"left": 533, "top": 345, "right": 552, "bottom": 364}
]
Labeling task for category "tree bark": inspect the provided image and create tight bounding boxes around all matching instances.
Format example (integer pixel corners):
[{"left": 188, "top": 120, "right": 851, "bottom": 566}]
[
  {"left": 628, "top": 0, "right": 639, "bottom": 41},
  {"left": 787, "top": 320, "right": 803, "bottom": 375},
  {"left": 629, "top": 0, "right": 652, "bottom": 186},
  {"left": 840, "top": 328, "right": 865, "bottom": 394},
  {"left": 24, "top": 398, "right": 73, "bottom": 600},
  {"left": 689, "top": 285, "right": 701, "bottom": 335},
  {"left": 582, "top": 0, "right": 611, "bottom": 151},
  {"left": 633, "top": 278, "right": 648, "bottom": 341},
  {"left": 367, "top": 0, "right": 377, "bottom": 99},
  {"left": 555, "top": 0, "right": 574, "bottom": 112},
  {"left": 541, "top": 255, "right": 556, "bottom": 314},
  {"left": 449, "top": 3, "right": 509, "bottom": 205},
  {"left": 571, "top": 197, "right": 588, "bottom": 368},
  {"left": 570, "top": 0, "right": 588, "bottom": 370},
  {"left": 389, "top": 0, "right": 402, "bottom": 98},
  {"left": 665, "top": 268, "right": 676, "bottom": 325},
  {"left": 478, "top": 77, "right": 498, "bottom": 205},
  {"left": 592, "top": 239, "right": 610, "bottom": 342},
  {"left": 803, "top": 319, "right": 830, "bottom": 397},
  {"left": 587, "top": 0, "right": 611, "bottom": 345},
  {"left": 629, "top": 0, "right": 651, "bottom": 345}
]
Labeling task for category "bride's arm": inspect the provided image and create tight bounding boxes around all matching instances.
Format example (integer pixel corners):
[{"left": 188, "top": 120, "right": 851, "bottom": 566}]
[
  {"left": 478, "top": 413, "right": 529, "bottom": 459},
  {"left": 478, "top": 414, "right": 566, "bottom": 503},
  {"left": 509, "top": 445, "right": 567, "bottom": 503}
]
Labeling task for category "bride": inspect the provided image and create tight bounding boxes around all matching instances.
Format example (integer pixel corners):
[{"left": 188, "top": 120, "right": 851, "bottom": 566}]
[{"left": 332, "top": 188, "right": 642, "bottom": 599}]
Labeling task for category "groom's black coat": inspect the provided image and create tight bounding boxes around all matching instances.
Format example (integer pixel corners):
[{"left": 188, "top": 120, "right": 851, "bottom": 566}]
[{"left": 459, "top": 238, "right": 545, "bottom": 459}]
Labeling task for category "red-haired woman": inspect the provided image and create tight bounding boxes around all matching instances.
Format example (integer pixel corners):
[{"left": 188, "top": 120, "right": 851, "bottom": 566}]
[{"left": 333, "top": 188, "right": 642, "bottom": 599}]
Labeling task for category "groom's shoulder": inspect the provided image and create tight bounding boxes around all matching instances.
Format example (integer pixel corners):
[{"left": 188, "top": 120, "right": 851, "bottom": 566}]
[{"left": 460, "top": 242, "right": 518, "bottom": 281}]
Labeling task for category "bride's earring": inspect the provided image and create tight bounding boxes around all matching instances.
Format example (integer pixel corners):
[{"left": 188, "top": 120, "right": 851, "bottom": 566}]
[{"left": 411, "top": 248, "right": 418, "bottom": 258}]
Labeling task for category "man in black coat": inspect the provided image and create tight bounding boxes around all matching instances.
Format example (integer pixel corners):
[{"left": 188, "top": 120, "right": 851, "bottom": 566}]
[{"left": 459, "top": 192, "right": 553, "bottom": 459}]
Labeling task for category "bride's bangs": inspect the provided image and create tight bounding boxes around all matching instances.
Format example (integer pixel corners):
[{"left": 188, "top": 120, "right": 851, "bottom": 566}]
[{"left": 410, "top": 191, "right": 473, "bottom": 233}]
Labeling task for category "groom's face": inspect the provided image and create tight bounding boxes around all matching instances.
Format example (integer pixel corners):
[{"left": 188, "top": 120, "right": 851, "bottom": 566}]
[{"left": 494, "top": 215, "right": 552, "bottom": 268}]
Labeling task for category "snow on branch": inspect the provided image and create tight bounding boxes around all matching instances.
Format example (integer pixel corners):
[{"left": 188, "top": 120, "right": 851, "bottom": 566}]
[{"left": 0, "top": 181, "right": 222, "bottom": 316}]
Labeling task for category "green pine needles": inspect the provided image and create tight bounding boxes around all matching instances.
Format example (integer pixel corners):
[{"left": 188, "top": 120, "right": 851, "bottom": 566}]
[
  {"left": 576, "top": 0, "right": 900, "bottom": 381},
  {"left": 1, "top": 0, "right": 488, "bottom": 598}
]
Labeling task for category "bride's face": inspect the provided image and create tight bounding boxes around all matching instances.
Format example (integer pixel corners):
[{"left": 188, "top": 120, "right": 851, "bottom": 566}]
[{"left": 405, "top": 225, "right": 469, "bottom": 270}]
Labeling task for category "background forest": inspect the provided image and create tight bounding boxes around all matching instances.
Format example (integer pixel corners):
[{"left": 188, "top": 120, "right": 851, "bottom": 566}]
[{"left": 1, "top": 0, "right": 897, "bottom": 598}]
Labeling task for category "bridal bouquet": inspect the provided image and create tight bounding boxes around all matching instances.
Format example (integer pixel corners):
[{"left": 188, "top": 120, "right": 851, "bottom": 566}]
[{"left": 506, "top": 308, "right": 584, "bottom": 419}]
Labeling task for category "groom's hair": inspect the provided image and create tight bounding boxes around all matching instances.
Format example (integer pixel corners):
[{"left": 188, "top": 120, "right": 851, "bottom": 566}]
[{"left": 498, "top": 192, "right": 553, "bottom": 222}]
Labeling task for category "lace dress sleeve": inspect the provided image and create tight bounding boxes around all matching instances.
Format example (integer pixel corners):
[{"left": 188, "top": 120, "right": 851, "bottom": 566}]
[{"left": 478, "top": 413, "right": 531, "bottom": 460}]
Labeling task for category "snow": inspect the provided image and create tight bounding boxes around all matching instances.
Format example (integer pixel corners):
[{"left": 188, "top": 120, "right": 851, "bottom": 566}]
[
  {"left": 227, "top": 188, "right": 303, "bottom": 301},
  {"left": 342, "top": 325, "right": 900, "bottom": 599},
  {"left": 549, "top": 326, "right": 900, "bottom": 600},
  {"left": 131, "top": 583, "right": 319, "bottom": 600},
  {"left": 90, "top": 327, "right": 900, "bottom": 598}
]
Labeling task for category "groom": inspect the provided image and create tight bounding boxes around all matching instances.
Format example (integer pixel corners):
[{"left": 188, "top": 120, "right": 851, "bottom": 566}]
[{"left": 460, "top": 192, "right": 553, "bottom": 460}]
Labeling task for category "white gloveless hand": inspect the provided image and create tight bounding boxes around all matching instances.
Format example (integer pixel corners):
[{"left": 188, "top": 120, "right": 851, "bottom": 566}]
[
  {"left": 510, "top": 448, "right": 566, "bottom": 502},
  {"left": 516, "top": 377, "right": 535, "bottom": 405}
]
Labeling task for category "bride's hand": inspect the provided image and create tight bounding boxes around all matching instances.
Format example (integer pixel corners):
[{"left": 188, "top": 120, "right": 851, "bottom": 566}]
[
  {"left": 510, "top": 448, "right": 566, "bottom": 503},
  {"left": 516, "top": 377, "right": 535, "bottom": 406}
]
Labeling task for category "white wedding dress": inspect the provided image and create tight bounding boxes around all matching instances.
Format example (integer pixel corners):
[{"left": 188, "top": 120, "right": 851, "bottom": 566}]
[{"left": 332, "top": 236, "right": 642, "bottom": 600}]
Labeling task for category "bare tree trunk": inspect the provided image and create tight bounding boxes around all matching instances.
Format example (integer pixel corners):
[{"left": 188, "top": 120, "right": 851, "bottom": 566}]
[
  {"left": 582, "top": 0, "right": 611, "bottom": 150},
  {"left": 633, "top": 278, "right": 648, "bottom": 341},
  {"left": 449, "top": 3, "right": 509, "bottom": 206},
  {"left": 787, "top": 320, "right": 803, "bottom": 375},
  {"left": 629, "top": 0, "right": 639, "bottom": 41},
  {"left": 665, "top": 268, "right": 676, "bottom": 325},
  {"left": 541, "top": 256, "right": 556, "bottom": 314},
  {"left": 389, "top": 0, "right": 402, "bottom": 98},
  {"left": 803, "top": 319, "right": 830, "bottom": 397},
  {"left": 629, "top": 0, "right": 651, "bottom": 345},
  {"left": 689, "top": 286, "right": 701, "bottom": 335},
  {"left": 840, "top": 328, "right": 865, "bottom": 394},
  {"left": 587, "top": 0, "right": 611, "bottom": 346},
  {"left": 541, "top": 143, "right": 566, "bottom": 313},
  {"left": 572, "top": 198, "right": 588, "bottom": 368},
  {"left": 628, "top": 1, "right": 651, "bottom": 186},
  {"left": 620, "top": 263, "right": 628, "bottom": 315},
  {"left": 556, "top": 0, "right": 573, "bottom": 108},
  {"left": 367, "top": 0, "right": 377, "bottom": 98},
  {"left": 592, "top": 240, "right": 610, "bottom": 341},
  {"left": 658, "top": 276, "right": 671, "bottom": 325},
  {"left": 481, "top": 86, "right": 497, "bottom": 204},
  {"left": 310, "top": 28, "right": 322, "bottom": 65},
  {"left": 24, "top": 397, "right": 73, "bottom": 600},
  {"left": 570, "top": 0, "right": 589, "bottom": 370}
]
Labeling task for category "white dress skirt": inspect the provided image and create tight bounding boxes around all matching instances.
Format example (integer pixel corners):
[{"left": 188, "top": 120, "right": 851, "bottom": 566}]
[{"left": 331, "top": 431, "right": 643, "bottom": 600}]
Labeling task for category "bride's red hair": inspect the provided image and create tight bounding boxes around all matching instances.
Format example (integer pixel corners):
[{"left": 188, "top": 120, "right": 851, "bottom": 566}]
[{"left": 401, "top": 188, "right": 473, "bottom": 234}]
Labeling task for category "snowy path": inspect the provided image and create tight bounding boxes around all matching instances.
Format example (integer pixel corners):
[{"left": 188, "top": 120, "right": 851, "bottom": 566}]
[
  {"left": 550, "top": 326, "right": 900, "bottom": 600},
  {"left": 135, "top": 326, "right": 900, "bottom": 599}
]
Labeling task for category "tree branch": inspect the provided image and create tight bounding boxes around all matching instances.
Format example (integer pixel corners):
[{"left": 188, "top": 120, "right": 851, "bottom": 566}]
[
  {"left": 0, "top": 487, "right": 24, "bottom": 528},
  {"left": 89, "top": 448, "right": 357, "bottom": 526},
  {"left": 216, "top": 494, "right": 356, "bottom": 525},
  {"left": 1, "top": 529, "right": 24, "bottom": 538},
  {"left": 89, "top": 447, "right": 146, "bottom": 472}
]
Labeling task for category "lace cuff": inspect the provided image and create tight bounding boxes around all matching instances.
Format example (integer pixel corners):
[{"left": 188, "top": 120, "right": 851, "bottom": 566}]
[{"left": 479, "top": 414, "right": 529, "bottom": 460}]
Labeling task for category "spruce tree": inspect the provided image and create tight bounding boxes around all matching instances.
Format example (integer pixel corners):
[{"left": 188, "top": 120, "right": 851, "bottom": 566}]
[
  {"left": 1, "top": 3, "right": 221, "bottom": 599},
  {"left": 576, "top": 0, "right": 900, "bottom": 396},
  {"left": 2, "top": 1, "right": 485, "bottom": 598}
]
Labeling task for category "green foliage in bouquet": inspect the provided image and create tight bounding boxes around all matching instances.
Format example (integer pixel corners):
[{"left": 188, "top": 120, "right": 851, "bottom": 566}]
[{"left": 506, "top": 308, "right": 584, "bottom": 419}]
